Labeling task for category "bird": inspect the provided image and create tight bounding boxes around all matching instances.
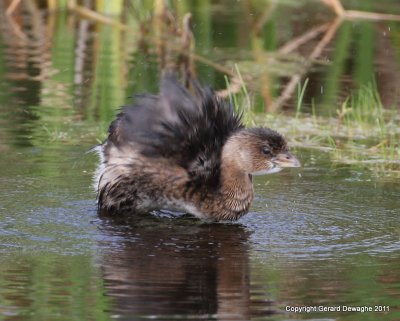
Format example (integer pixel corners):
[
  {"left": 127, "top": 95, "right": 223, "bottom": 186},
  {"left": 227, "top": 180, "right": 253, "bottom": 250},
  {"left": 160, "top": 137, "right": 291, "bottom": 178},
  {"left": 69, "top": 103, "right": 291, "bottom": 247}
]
[{"left": 94, "top": 74, "right": 300, "bottom": 221}]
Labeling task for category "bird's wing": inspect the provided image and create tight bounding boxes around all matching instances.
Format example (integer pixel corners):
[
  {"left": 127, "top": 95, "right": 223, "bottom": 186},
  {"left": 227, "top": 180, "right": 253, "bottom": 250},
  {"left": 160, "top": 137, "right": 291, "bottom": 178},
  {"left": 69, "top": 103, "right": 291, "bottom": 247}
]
[{"left": 106, "top": 74, "right": 243, "bottom": 188}]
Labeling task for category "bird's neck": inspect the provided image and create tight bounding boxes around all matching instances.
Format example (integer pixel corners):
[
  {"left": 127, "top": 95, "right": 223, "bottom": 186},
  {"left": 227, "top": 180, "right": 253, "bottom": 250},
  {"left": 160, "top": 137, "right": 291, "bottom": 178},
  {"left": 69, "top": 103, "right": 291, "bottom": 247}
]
[
  {"left": 220, "top": 155, "right": 253, "bottom": 196},
  {"left": 220, "top": 131, "right": 250, "bottom": 172},
  {"left": 218, "top": 138, "right": 254, "bottom": 216}
]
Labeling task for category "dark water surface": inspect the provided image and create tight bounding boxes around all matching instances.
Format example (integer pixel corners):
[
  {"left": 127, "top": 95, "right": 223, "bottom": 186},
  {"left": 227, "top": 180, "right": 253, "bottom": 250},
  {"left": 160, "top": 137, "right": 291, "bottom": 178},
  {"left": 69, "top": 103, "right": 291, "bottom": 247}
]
[
  {"left": 1, "top": 1, "right": 400, "bottom": 321},
  {"left": 1, "top": 144, "right": 399, "bottom": 321}
]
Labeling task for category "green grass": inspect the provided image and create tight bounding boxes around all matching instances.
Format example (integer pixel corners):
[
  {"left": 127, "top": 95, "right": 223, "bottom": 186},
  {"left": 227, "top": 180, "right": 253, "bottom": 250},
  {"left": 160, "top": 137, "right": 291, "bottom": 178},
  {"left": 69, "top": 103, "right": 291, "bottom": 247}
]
[
  {"left": 224, "top": 66, "right": 256, "bottom": 127},
  {"left": 296, "top": 78, "right": 309, "bottom": 120}
]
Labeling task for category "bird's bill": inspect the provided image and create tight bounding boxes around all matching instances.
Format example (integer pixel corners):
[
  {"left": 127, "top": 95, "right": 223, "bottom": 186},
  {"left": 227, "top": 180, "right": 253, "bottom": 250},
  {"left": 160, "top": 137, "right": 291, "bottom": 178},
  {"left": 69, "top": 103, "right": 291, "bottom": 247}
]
[{"left": 272, "top": 152, "right": 301, "bottom": 168}]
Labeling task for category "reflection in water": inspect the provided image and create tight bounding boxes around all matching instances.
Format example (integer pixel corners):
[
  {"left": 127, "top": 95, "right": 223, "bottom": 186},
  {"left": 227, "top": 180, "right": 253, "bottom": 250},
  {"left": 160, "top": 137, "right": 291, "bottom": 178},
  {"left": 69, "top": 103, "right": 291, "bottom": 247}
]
[
  {"left": 99, "top": 215, "right": 272, "bottom": 320},
  {"left": 0, "top": 254, "right": 111, "bottom": 321},
  {"left": 2, "top": 1, "right": 400, "bottom": 120}
]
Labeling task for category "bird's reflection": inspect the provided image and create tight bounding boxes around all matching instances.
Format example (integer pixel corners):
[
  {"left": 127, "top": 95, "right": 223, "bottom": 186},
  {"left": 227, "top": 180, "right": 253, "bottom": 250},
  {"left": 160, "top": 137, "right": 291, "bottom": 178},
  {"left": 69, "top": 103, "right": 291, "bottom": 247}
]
[{"left": 98, "top": 213, "right": 252, "bottom": 320}]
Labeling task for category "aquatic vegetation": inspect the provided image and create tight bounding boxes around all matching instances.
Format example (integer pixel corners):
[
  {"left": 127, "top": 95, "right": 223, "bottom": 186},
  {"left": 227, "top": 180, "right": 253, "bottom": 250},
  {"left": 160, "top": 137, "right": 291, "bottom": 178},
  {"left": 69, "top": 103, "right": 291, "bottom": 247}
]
[
  {"left": 285, "top": 116, "right": 398, "bottom": 176},
  {"left": 1, "top": 0, "right": 399, "bottom": 178},
  {"left": 226, "top": 77, "right": 400, "bottom": 176}
]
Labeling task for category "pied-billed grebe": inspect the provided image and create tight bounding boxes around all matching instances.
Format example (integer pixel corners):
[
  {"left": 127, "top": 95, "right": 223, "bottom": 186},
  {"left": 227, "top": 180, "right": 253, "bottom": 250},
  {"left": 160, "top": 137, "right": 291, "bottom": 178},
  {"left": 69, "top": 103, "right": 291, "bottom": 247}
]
[{"left": 94, "top": 74, "right": 300, "bottom": 221}]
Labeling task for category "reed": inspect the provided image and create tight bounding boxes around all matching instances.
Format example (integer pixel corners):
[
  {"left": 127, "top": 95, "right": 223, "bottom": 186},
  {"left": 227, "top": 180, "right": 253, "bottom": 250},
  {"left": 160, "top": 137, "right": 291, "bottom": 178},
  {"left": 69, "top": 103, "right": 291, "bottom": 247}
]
[{"left": 1, "top": 0, "right": 399, "bottom": 177}]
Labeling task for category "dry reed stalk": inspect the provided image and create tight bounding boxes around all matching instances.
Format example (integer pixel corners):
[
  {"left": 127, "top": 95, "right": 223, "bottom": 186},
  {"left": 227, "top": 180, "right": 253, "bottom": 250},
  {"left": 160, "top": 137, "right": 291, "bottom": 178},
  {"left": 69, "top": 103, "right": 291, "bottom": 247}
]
[
  {"left": 179, "top": 40, "right": 238, "bottom": 78},
  {"left": 319, "top": 0, "right": 344, "bottom": 16},
  {"left": 4, "top": 15, "right": 27, "bottom": 40},
  {"left": 279, "top": 23, "right": 330, "bottom": 54},
  {"left": 270, "top": 17, "right": 342, "bottom": 111},
  {"left": 344, "top": 10, "right": 400, "bottom": 22},
  {"left": 5, "top": 0, "right": 21, "bottom": 15},
  {"left": 73, "top": 5, "right": 129, "bottom": 30},
  {"left": 309, "top": 17, "right": 342, "bottom": 60},
  {"left": 4, "top": 0, "right": 29, "bottom": 40},
  {"left": 216, "top": 77, "right": 242, "bottom": 98},
  {"left": 321, "top": 0, "right": 400, "bottom": 22}
]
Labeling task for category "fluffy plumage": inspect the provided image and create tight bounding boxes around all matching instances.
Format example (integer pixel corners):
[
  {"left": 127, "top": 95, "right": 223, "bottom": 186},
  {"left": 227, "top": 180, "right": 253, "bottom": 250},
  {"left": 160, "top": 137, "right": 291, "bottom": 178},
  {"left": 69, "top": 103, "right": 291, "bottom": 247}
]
[
  {"left": 105, "top": 75, "right": 242, "bottom": 188},
  {"left": 94, "top": 74, "right": 300, "bottom": 221}
]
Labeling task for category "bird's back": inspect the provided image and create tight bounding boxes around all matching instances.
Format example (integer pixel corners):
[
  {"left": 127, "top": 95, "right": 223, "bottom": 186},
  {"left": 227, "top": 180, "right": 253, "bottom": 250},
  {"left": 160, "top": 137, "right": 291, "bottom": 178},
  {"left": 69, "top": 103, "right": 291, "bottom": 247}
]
[{"left": 103, "top": 74, "right": 243, "bottom": 190}]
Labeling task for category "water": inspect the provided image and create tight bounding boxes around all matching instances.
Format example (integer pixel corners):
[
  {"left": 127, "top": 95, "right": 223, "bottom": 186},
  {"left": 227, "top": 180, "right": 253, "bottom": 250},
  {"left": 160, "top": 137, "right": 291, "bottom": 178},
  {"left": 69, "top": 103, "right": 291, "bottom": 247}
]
[
  {"left": 1, "top": 148, "right": 399, "bottom": 321},
  {"left": 1, "top": 1, "right": 400, "bottom": 321}
]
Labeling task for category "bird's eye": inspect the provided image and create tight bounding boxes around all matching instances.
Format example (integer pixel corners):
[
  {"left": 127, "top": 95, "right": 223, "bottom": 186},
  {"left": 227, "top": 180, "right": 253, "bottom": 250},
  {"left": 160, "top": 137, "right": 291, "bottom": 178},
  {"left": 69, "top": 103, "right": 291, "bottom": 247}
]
[{"left": 261, "top": 147, "right": 272, "bottom": 155}]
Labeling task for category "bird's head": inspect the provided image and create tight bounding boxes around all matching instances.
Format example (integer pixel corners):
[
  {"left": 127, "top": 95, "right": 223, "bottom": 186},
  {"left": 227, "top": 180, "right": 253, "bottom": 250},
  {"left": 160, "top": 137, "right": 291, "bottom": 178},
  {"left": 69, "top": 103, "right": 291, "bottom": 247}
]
[{"left": 222, "top": 127, "right": 300, "bottom": 175}]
